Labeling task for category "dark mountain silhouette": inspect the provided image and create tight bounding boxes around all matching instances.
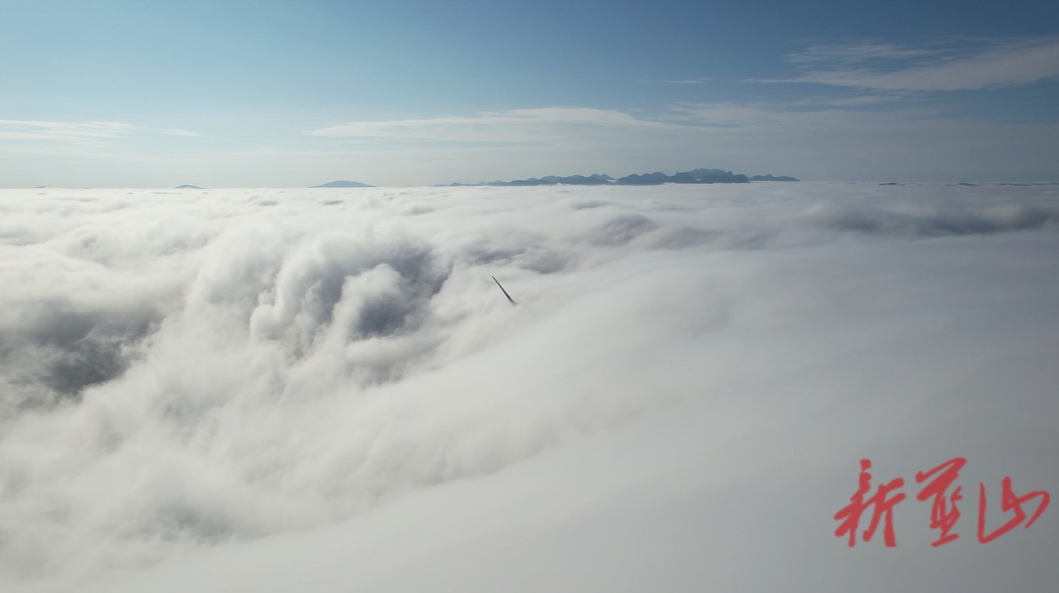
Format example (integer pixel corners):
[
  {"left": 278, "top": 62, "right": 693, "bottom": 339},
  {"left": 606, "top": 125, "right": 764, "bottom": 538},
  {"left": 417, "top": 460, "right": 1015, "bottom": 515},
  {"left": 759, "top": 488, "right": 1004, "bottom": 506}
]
[
  {"left": 447, "top": 169, "right": 797, "bottom": 187},
  {"left": 615, "top": 169, "right": 749, "bottom": 185},
  {"left": 313, "top": 180, "right": 374, "bottom": 188},
  {"left": 449, "top": 174, "right": 613, "bottom": 187},
  {"left": 749, "top": 174, "right": 799, "bottom": 182},
  {"left": 175, "top": 184, "right": 204, "bottom": 189}
]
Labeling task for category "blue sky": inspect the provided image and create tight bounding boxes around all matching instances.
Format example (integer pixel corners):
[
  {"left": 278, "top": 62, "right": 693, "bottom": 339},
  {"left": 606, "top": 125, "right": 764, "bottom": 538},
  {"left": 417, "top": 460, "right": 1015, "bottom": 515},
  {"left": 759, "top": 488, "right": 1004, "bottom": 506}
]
[{"left": 2, "top": 0, "right": 1058, "bottom": 186}]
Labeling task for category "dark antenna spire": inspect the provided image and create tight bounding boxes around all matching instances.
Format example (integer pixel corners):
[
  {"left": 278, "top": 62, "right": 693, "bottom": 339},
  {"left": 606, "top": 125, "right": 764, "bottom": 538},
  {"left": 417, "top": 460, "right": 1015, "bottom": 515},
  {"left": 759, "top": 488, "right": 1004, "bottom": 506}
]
[{"left": 492, "top": 276, "right": 517, "bottom": 305}]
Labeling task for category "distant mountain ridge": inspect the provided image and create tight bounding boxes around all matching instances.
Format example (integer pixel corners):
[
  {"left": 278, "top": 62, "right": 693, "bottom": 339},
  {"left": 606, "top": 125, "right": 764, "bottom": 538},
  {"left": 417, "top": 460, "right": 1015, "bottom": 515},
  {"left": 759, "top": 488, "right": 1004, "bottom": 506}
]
[
  {"left": 748, "top": 174, "right": 798, "bottom": 182},
  {"left": 463, "top": 174, "right": 615, "bottom": 187},
  {"left": 448, "top": 168, "right": 797, "bottom": 187},
  {"left": 616, "top": 168, "right": 749, "bottom": 185}
]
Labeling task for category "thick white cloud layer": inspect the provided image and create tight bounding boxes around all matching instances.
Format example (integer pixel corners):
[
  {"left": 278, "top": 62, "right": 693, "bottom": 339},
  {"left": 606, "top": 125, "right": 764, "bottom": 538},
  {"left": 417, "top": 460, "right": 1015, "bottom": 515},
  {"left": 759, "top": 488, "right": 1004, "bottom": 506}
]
[{"left": 0, "top": 183, "right": 1057, "bottom": 591}]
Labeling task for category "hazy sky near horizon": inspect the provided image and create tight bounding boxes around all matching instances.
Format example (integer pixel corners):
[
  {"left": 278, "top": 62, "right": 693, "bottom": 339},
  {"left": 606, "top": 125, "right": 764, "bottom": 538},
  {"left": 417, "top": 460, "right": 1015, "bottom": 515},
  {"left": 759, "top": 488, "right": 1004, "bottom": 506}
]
[{"left": 2, "top": 0, "right": 1058, "bottom": 187}]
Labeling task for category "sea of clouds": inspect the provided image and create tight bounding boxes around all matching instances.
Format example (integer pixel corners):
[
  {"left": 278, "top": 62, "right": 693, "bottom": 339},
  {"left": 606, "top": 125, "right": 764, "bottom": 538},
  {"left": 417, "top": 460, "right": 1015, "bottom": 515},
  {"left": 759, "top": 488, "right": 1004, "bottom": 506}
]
[{"left": 0, "top": 182, "right": 1056, "bottom": 592}]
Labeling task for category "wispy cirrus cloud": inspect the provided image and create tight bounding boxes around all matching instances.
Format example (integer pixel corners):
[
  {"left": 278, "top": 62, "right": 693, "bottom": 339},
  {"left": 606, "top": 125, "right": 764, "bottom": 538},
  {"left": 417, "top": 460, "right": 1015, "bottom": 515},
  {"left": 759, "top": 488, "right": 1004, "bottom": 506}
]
[
  {"left": 160, "top": 128, "right": 201, "bottom": 137},
  {"left": 0, "top": 120, "right": 200, "bottom": 144},
  {"left": 0, "top": 120, "right": 136, "bottom": 142},
  {"left": 297, "top": 99, "right": 1059, "bottom": 185},
  {"left": 308, "top": 107, "right": 685, "bottom": 144},
  {"left": 787, "top": 42, "right": 943, "bottom": 67},
  {"left": 664, "top": 100, "right": 944, "bottom": 129},
  {"left": 654, "top": 78, "right": 712, "bottom": 85},
  {"left": 774, "top": 37, "right": 1059, "bottom": 91}
]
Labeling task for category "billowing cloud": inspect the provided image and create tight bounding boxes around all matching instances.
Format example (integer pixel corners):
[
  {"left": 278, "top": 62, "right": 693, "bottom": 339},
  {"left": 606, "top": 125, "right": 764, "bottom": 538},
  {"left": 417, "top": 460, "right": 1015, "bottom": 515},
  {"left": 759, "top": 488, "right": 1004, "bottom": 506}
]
[
  {"left": 779, "top": 37, "right": 1059, "bottom": 91},
  {"left": 0, "top": 184, "right": 1057, "bottom": 591}
]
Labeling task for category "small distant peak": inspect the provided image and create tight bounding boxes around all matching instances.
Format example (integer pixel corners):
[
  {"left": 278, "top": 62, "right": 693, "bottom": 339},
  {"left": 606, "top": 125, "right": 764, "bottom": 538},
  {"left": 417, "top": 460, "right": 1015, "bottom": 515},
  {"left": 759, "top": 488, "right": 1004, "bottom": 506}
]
[
  {"left": 313, "top": 180, "right": 374, "bottom": 188},
  {"left": 176, "top": 184, "right": 204, "bottom": 189}
]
